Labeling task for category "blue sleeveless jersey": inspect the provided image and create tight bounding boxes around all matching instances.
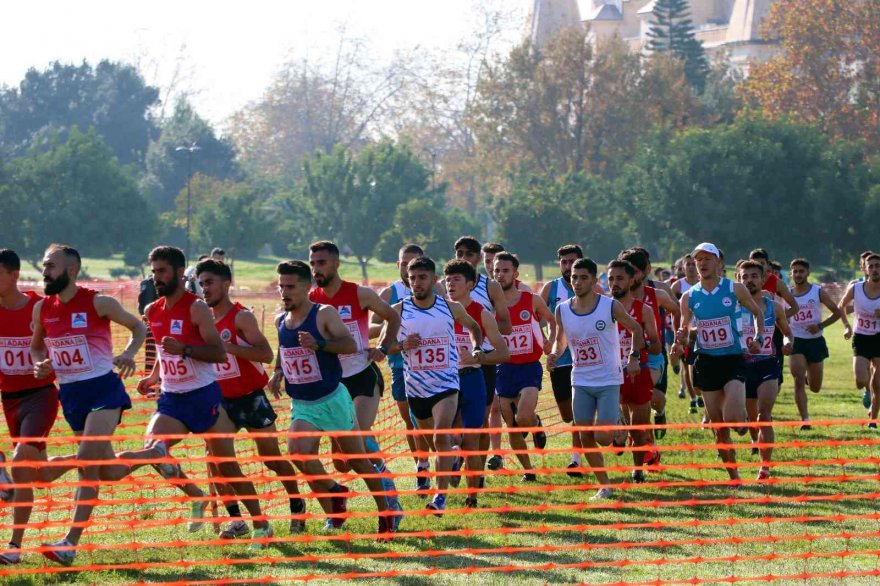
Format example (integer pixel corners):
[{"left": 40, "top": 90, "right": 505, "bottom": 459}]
[
  {"left": 387, "top": 280, "right": 410, "bottom": 370},
  {"left": 741, "top": 296, "right": 776, "bottom": 363},
  {"left": 277, "top": 304, "right": 343, "bottom": 401},
  {"left": 548, "top": 277, "right": 574, "bottom": 367},
  {"left": 688, "top": 278, "right": 744, "bottom": 356}
]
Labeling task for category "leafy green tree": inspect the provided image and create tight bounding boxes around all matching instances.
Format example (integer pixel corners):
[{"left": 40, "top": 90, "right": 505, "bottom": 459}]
[
  {"left": 8, "top": 127, "right": 157, "bottom": 267},
  {"left": 647, "top": 0, "right": 710, "bottom": 92},
  {"left": 192, "top": 179, "right": 271, "bottom": 260},
  {"left": 300, "top": 140, "right": 435, "bottom": 280},
  {"left": 375, "top": 198, "right": 481, "bottom": 263},
  {"left": 0, "top": 60, "right": 159, "bottom": 167}
]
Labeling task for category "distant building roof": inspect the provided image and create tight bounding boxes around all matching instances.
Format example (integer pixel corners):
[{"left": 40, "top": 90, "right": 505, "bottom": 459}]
[
  {"left": 586, "top": 3, "right": 623, "bottom": 21},
  {"left": 636, "top": 0, "right": 656, "bottom": 15}
]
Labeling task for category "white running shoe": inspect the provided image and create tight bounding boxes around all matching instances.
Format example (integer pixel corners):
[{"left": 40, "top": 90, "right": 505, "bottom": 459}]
[{"left": 590, "top": 488, "right": 614, "bottom": 501}]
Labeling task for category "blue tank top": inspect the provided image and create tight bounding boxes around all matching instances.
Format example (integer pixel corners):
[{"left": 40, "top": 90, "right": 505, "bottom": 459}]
[
  {"left": 548, "top": 277, "right": 574, "bottom": 367},
  {"left": 741, "top": 296, "right": 776, "bottom": 363},
  {"left": 387, "top": 280, "right": 410, "bottom": 370},
  {"left": 689, "top": 278, "right": 744, "bottom": 356},
  {"left": 277, "top": 304, "right": 342, "bottom": 401}
]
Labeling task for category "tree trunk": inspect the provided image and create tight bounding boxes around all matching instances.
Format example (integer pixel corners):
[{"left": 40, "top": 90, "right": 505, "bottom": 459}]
[
  {"left": 358, "top": 256, "right": 370, "bottom": 284},
  {"left": 534, "top": 262, "right": 543, "bottom": 282}
]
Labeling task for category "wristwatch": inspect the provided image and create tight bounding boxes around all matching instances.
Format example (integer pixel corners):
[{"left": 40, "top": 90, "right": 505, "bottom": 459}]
[
  {"left": 630, "top": 350, "right": 640, "bottom": 359},
  {"left": 753, "top": 336, "right": 764, "bottom": 345},
  {"left": 377, "top": 344, "right": 389, "bottom": 356},
  {"left": 183, "top": 345, "right": 192, "bottom": 358},
  {"left": 316, "top": 338, "right": 326, "bottom": 351}
]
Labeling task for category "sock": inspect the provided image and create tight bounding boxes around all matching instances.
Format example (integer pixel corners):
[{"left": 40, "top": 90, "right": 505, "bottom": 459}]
[
  {"left": 417, "top": 460, "right": 429, "bottom": 471},
  {"left": 289, "top": 498, "right": 305, "bottom": 514},
  {"left": 570, "top": 453, "right": 581, "bottom": 465},
  {"left": 225, "top": 503, "right": 242, "bottom": 518},
  {"left": 8, "top": 541, "right": 19, "bottom": 549}
]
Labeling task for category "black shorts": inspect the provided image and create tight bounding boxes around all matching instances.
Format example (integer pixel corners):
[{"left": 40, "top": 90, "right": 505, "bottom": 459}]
[
  {"left": 481, "top": 363, "right": 497, "bottom": 407},
  {"left": 341, "top": 362, "right": 385, "bottom": 399},
  {"left": 853, "top": 333, "right": 880, "bottom": 360},
  {"left": 550, "top": 365, "right": 573, "bottom": 403},
  {"left": 792, "top": 336, "right": 829, "bottom": 364},
  {"left": 685, "top": 340, "right": 697, "bottom": 366},
  {"left": 745, "top": 359, "right": 781, "bottom": 399},
  {"left": 693, "top": 353, "right": 745, "bottom": 392},
  {"left": 222, "top": 389, "right": 278, "bottom": 430},
  {"left": 409, "top": 389, "right": 458, "bottom": 421}
]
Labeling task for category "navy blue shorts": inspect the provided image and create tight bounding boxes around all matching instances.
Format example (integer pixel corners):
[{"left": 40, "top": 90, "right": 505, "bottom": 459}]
[
  {"left": 59, "top": 371, "right": 131, "bottom": 433},
  {"left": 495, "top": 361, "right": 543, "bottom": 399},
  {"left": 158, "top": 382, "right": 222, "bottom": 433},
  {"left": 745, "top": 358, "right": 781, "bottom": 399},
  {"left": 391, "top": 367, "right": 406, "bottom": 402},
  {"left": 458, "top": 368, "right": 487, "bottom": 429}
]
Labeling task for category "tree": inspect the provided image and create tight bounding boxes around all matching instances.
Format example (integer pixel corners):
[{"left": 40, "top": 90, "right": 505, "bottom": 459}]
[
  {"left": 8, "top": 128, "right": 158, "bottom": 267},
  {"left": 375, "top": 198, "right": 481, "bottom": 263},
  {"left": 301, "top": 140, "right": 435, "bottom": 281},
  {"left": 192, "top": 179, "right": 271, "bottom": 260},
  {"left": 646, "top": 0, "right": 710, "bottom": 92},
  {"left": 0, "top": 60, "right": 159, "bottom": 167},
  {"left": 143, "top": 98, "right": 240, "bottom": 212},
  {"left": 741, "top": 0, "right": 880, "bottom": 155}
]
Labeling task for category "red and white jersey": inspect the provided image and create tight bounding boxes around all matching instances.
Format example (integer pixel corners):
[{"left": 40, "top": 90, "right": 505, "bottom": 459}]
[
  {"left": 309, "top": 281, "right": 370, "bottom": 377},
  {"left": 213, "top": 302, "right": 269, "bottom": 399},
  {"left": 762, "top": 272, "right": 779, "bottom": 299},
  {"left": 617, "top": 298, "right": 648, "bottom": 365},
  {"left": 40, "top": 287, "right": 115, "bottom": 384},
  {"left": 454, "top": 300, "right": 488, "bottom": 367},
  {"left": 789, "top": 284, "right": 823, "bottom": 340},
  {"left": 638, "top": 285, "right": 663, "bottom": 337},
  {"left": 147, "top": 291, "right": 216, "bottom": 393},
  {"left": 0, "top": 291, "right": 55, "bottom": 393},
  {"left": 501, "top": 292, "right": 544, "bottom": 364}
]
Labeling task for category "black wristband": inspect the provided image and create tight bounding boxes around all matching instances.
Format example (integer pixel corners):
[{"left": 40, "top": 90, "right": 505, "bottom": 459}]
[{"left": 316, "top": 338, "right": 326, "bottom": 351}]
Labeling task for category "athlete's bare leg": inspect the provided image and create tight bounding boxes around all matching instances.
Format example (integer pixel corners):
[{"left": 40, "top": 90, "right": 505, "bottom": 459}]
[
  {"left": 624, "top": 402, "right": 651, "bottom": 467},
  {"left": 701, "top": 382, "right": 746, "bottom": 481},
  {"left": 415, "top": 394, "right": 459, "bottom": 493}
]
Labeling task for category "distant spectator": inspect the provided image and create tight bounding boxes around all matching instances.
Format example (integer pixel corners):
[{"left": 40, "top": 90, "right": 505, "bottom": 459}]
[
  {"left": 137, "top": 276, "right": 158, "bottom": 371},
  {"left": 211, "top": 248, "right": 226, "bottom": 262},
  {"left": 184, "top": 254, "right": 208, "bottom": 297}
]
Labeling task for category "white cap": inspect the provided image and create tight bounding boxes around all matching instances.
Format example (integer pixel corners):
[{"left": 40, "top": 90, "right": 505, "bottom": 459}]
[{"left": 692, "top": 242, "right": 720, "bottom": 258}]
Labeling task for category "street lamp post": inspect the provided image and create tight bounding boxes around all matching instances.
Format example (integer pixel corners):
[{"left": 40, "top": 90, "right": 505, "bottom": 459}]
[{"left": 175, "top": 143, "right": 201, "bottom": 261}]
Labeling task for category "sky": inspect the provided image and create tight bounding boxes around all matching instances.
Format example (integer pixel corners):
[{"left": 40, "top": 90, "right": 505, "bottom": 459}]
[{"left": 1, "top": 0, "right": 527, "bottom": 127}]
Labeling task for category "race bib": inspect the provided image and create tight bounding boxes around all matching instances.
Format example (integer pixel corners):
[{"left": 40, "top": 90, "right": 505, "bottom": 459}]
[
  {"left": 213, "top": 355, "right": 241, "bottom": 380},
  {"left": 857, "top": 312, "right": 880, "bottom": 334},
  {"left": 339, "top": 321, "right": 366, "bottom": 364},
  {"left": 158, "top": 350, "right": 197, "bottom": 385},
  {"left": 0, "top": 337, "right": 34, "bottom": 376},
  {"left": 407, "top": 336, "right": 450, "bottom": 372},
  {"left": 696, "top": 317, "right": 734, "bottom": 350},
  {"left": 618, "top": 331, "right": 633, "bottom": 363},
  {"left": 571, "top": 336, "right": 604, "bottom": 368},
  {"left": 45, "top": 335, "right": 94, "bottom": 376},
  {"left": 742, "top": 324, "right": 775, "bottom": 356},
  {"left": 792, "top": 307, "right": 820, "bottom": 326},
  {"left": 455, "top": 332, "right": 477, "bottom": 366},
  {"left": 503, "top": 324, "right": 534, "bottom": 356},
  {"left": 280, "top": 346, "right": 322, "bottom": 385}
]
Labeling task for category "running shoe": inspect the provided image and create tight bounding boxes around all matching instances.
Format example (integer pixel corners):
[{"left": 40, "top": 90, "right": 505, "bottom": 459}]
[
  {"left": 187, "top": 499, "right": 208, "bottom": 532},
  {"left": 426, "top": 494, "right": 446, "bottom": 516},
  {"left": 566, "top": 462, "right": 583, "bottom": 478},
  {"left": 386, "top": 498, "right": 404, "bottom": 532},
  {"left": 689, "top": 400, "right": 698, "bottom": 414},
  {"left": 697, "top": 397, "right": 705, "bottom": 408},
  {"left": 218, "top": 519, "right": 250, "bottom": 539},
  {"left": 643, "top": 449, "right": 662, "bottom": 470},
  {"left": 521, "top": 473, "right": 538, "bottom": 482},
  {"left": 678, "top": 387, "right": 686, "bottom": 399},
  {"left": 289, "top": 517, "right": 307, "bottom": 535},
  {"left": 416, "top": 463, "right": 431, "bottom": 494},
  {"left": 653, "top": 411, "right": 667, "bottom": 440},
  {"left": 757, "top": 468, "right": 770, "bottom": 481},
  {"left": 800, "top": 419, "right": 812, "bottom": 431},
  {"left": 152, "top": 440, "right": 180, "bottom": 479},
  {"left": 464, "top": 496, "right": 479, "bottom": 509},
  {"left": 41, "top": 539, "right": 76, "bottom": 566},
  {"left": 486, "top": 454, "right": 504, "bottom": 471},
  {"left": 631, "top": 470, "right": 646, "bottom": 484},
  {"left": 449, "top": 456, "right": 462, "bottom": 488},
  {"left": 0, "top": 544, "right": 21, "bottom": 565},
  {"left": 328, "top": 484, "right": 350, "bottom": 529},
  {"left": 590, "top": 488, "right": 614, "bottom": 501},
  {"left": 376, "top": 463, "right": 404, "bottom": 516},
  {"left": 533, "top": 415, "right": 547, "bottom": 449},
  {"left": 249, "top": 524, "right": 274, "bottom": 550},
  {"left": 869, "top": 422, "right": 878, "bottom": 430}
]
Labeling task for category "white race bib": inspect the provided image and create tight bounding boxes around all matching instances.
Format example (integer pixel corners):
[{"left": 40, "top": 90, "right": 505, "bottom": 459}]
[
  {"left": 407, "top": 336, "right": 450, "bottom": 372},
  {"left": 0, "top": 337, "right": 34, "bottom": 376},
  {"left": 45, "top": 335, "right": 94, "bottom": 376},
  {"left": 791, "top": 307, "right": 820, "bottom": 326},
  {"left": 742, "top": 324, "right": 775, "bottom": 356},
  {"left": 857, "top": 312, "right": 880, "bottom": 335},
  {"left": 158, "top": 350, "right": 197, "bottom": 385},
  {"left": 280, "top": 347, "right": 322, "bottom": 384},
  {"left": 213, "top": 355, "right": 241, "bottom": 380},
  {"left": 696, "top": 317, "right": 734, "bottom": 350},
  {"left": 339, "top": 321, "right": 365, "bottom": 365},
  {"left": 503, "top": 324, "right": 534, "bottom": 356},
  {"left": 571, "top": 336, "right": 604, "bottom": 368},
  {"left": 619, "top": 331, "right": 633, "bottom": 363}
]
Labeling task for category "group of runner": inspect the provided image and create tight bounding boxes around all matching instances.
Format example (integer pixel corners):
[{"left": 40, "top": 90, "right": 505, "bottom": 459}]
[{"left": 0, "top": 239, "right": 877, "bottom": 565}]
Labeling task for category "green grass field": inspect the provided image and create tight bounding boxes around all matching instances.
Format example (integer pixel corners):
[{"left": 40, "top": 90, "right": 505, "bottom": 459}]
[{"left": 2, "top": 301, "right": 879, "bottom": 584}]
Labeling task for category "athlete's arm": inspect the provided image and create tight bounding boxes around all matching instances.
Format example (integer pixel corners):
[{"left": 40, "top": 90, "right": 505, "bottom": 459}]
[
  {"left": 817, "top": 287, "right": 842, "bottom": 331},
  {"left": 776, "top": 280, "right": 799, "bottom": 317},
  {"left": 548, "top": 306, "right": 567, "bottom": 370},
  {"left": 539, "top": 281, "right": 552, "bottom": 305},
  {"left": 641, "top": 303, "right": 662, "bottom": 357},
  {"left": 656, "top": 288, "right": 681, "bottom": 332},
  {"left": 161, "top": 300, "right": 226, "bottom": 363},
  {"left": 230, "top": 309, "right": 274, "bottom": 363},
  {"left": 837, "top": 283, "right": 855, "bottom": 338},
  {"left": 533, "top": 293, "right": 555, "bottom": 354},
  {"left": 488, "top": 279, "right": 512, "bottom": 335},
  {"left": 671, "top": 279, "right": 682, "bottom": 299},
  {"left": 613, "top": 299, "right": 644, "bottom": 379},
  {"left": 368, "top": 286, "right": 393, "bottom": 339},
  {"left": 734, "top": 283, "right": 765, "bottom": 353},
  {"left": 672, "top": 291, "right": 692, "bottom": 356},
  {"left": 314, "top": 305, "right": 358, "bottom": 355},
  {"left": 358, "top": 286, "right": 401, "bottom": 352},
  {"left": 95, "top": 295, "right": 146, "bottom": 377},
  {"left": 477, "top": 310, "right": 510, "bottom": 365},
  {"left": 773, "top": 300, "right": 794, "bottom": 355},
  {"left": 449, "top": 300, "right": 483, "bottom": 351},
  {"left": 29, "top": 300, "right": 53, "bottom": 379}
]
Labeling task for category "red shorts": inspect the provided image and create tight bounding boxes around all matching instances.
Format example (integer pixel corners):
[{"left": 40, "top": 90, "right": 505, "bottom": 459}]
[
  {"left": 620, "top": 367, "right": 653, "bottom": 405},
  {"left": 2, "top": 385, "right": 59, "bottom": 451}
]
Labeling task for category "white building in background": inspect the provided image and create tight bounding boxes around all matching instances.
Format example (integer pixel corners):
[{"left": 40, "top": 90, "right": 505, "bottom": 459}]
[{"left": 528, "top": 0, "right": 777, "bottom": 70}]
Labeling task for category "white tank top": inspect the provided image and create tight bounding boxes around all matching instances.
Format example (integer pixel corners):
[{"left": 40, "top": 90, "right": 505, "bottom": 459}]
[
  {"left": 854, "top": 282, "right": 880, "bottom": 336},
  {"left": 399, "top": 296, "right": 459, "bottom": 398},
  {"left": 678, "top": 278, "right": 697, "bottom": 296},
  {"left": 558, "top": 296, "right": 622, "bottom": 387},
  {"left": 470, "top": 274, "right": 493, "bottom": 310},
  {"left": 789, "top": 284, "right": 823, "bottom": 340}
]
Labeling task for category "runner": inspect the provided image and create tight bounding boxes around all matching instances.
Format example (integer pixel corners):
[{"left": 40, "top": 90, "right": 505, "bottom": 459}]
[
  {"left": 124, "top": 246, "right": 271, "bottom": 548},
  {"left": 846, "top": 251, "right": 875, "bottom": 410},
  {"left": 481, "top": 243, "right": 531, "bottom": 292},
  {"left": 606, "top": 260, "right": 662, "bottom": 482},
  {"left": 549, "top": 257, "right": 644, "bottom": 500},
  {"left": 390, "top": 255, "right": 483, "bottom": 515},
  {"left": 788, "top": 258, "right": 841, "bottom": 429},
  {"left": 307, "top": 240, "right": 402, "bottom": 518},
  {"left": 738, "top": 260, "right": 793, "bottom": 479},
  {"left": 492, "top": 252, "right": 553, "bottom": 481},
  {"left": 540, "top": 244, "right": 585, "bottom": 476},
  {"left": 370, "top": 244, "right": 432, "bottom": 491},
  {"left": 671, "top": 255, "right": 701, "bottom": 412},
  {"left": 443, "top": 259, "right": 510, "bottom": 507},
  {"left": 30, "top": 244, "right": 146, "bottom": 565},
  {"left": 671, "top": 243, "right": 765, "bottom": 485},
  {"left": 0, "top": 249, "right": 77, "bottom": 565},
  {"left": 197, "top": 259, "right": 307, "bottom": 535},
  {"left": 268, "top": 260, "right": 399, "bottom": 534},
  {"left": 838, "top": 253, "right": 880, "bottom": 427}
]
